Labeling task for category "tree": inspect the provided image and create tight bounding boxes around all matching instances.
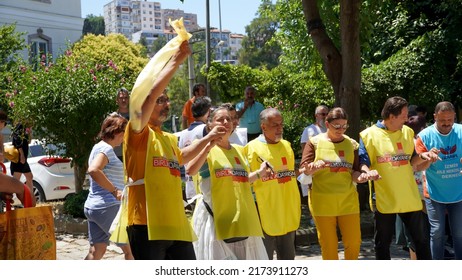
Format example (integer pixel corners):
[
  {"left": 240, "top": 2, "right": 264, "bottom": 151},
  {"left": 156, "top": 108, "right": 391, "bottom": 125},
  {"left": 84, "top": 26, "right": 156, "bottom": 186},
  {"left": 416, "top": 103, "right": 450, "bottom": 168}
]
[
  {"left": 299, "top": 0, "right": 361, "bottom": 139},
  {"left": 360, "top": 0, "right": 462, "bottom": 118},
  {"left": 82, "top": 14, "right": 105, "bottom": 36},
  {"left": 151, "top": 36, "right": 168, "bottom": 55},
  {"left": 4, "top": 34, "right": 148, "bottom": 193},
  {"left": 239, "top": 0, "right": 281, "bottom": 69},
  {"left": 0, "top": 23, "right": 26, "bottom": 111}
]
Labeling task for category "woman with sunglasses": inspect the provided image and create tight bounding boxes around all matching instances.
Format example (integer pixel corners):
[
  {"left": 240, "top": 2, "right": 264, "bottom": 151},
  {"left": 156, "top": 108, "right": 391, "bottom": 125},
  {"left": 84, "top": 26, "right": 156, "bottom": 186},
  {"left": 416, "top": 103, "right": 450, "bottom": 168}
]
[
  {"left": 300, "top": 107, "right": 367, "bottom": 260},
  {"left": 186, "top": 105, "right": 270, "bottom": 260}
]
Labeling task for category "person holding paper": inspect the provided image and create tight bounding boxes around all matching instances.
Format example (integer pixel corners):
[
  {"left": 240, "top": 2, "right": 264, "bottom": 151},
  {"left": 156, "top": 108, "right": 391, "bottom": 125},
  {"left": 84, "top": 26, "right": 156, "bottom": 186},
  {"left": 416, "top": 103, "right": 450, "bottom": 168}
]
[{"left": 124, "top": 32, "right": 225, "bottom": 259}]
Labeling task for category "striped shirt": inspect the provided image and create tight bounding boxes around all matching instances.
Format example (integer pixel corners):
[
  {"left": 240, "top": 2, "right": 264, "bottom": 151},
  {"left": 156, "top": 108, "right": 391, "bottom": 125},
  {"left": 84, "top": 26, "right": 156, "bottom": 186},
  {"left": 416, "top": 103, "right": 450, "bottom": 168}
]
[{"left": 84, "top": 141, "right": 123, "bottom": 210}]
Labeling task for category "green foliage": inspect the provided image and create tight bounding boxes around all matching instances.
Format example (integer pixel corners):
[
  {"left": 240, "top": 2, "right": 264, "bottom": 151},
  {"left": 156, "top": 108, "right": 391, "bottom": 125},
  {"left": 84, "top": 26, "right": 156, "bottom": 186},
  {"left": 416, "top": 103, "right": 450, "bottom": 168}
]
[
  {"left": 362, "top": 29, "right": 460, "bottom": 119},
  {"left": 0, "top": 23, "right": 26, "bottom": 111},
  {"left": 151, "top": 36, "right": 168, "bottom": 55},
  {"left": 239, "top": 0, "right": 281, "bottom": 69},
  {"left": 361, "top": 0, "right": 462, "bottom": 120},
  {"left": 261, "top": 65, "right": 333, "bottom": 157},
  {"left": 82, "top": 15, "right": 105, "bottom": 36},
  {"left": 2, "top": 33, "right": 148, "bottom": 191},
  {"left": 205, "top": 62, "right": 264, "bottom": 103},
  {"left": 63, "top": 190, "right": 89, "bottom": 219},
  {"left": 203, "top": 60, "right": 333, "bottom": 158}
]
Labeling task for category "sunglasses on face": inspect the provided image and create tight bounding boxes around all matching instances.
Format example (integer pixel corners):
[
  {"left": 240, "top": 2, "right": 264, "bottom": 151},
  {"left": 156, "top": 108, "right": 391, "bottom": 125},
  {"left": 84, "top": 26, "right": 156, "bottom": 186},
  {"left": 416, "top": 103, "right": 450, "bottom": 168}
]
[
  {"left": 317, "top": 112, "right": 327, "bottom": 116},
  {"left": 329, "top": 123, "right": 349, "bottom": 130}
]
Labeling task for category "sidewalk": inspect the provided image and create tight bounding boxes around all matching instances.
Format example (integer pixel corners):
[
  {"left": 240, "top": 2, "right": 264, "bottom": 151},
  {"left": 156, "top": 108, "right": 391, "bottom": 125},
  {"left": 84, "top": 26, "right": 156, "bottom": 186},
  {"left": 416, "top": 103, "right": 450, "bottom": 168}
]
[{"left": 55, "top": 233, "right": 410, "bottom": 260}]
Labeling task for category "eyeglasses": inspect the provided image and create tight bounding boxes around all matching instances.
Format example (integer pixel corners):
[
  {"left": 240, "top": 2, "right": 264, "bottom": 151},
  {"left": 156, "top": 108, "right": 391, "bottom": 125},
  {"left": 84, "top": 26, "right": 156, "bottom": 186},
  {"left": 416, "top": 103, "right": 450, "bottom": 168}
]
[
  {"left": 329, "top": 123, "right": 349, "bottom": 130},
  {"left": 156, "top": 97, "right": 170, "bottom": 105},
  {"left": 317, "top": 112, "right": 327, "bottom": 116}
]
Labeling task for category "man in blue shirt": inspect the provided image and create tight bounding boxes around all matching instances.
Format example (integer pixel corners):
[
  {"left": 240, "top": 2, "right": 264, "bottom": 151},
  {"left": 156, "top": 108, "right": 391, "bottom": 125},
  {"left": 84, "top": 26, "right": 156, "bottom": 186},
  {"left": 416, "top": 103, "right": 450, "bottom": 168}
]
[
  {"left": 236, "top": 86, "right": 265, "bottom": 141},
  {"left": 414, "top": 101, "right": 462, "bottom": 260}
]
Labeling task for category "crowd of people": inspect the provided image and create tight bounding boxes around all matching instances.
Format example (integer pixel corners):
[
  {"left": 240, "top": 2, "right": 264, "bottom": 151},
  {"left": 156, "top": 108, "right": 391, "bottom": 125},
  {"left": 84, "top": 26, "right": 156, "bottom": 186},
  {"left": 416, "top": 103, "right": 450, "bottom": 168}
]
[
  {"left": 3, "top": 38, "right": 462, "bottom": 262},
  {"left": 112, "top": 40, "right": 462, "bottom": 261}
]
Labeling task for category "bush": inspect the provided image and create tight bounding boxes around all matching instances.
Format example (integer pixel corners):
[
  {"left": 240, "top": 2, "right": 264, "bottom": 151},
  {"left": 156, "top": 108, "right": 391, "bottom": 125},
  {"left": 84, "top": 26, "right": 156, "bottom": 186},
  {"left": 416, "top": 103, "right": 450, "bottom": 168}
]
[{"left": 63, "top": 190, "right": 89, "bottom": 219}]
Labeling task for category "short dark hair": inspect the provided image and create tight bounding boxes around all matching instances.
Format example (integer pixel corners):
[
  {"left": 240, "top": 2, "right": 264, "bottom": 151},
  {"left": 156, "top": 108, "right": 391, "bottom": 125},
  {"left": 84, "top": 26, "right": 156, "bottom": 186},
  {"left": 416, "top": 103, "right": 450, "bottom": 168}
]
[
  {"left": 381, "top": 96, "right": 408, "bottom": 120},
  {"left": 0, "top": 110, "right": 7, "bottom": 122},
  {"left": 245, "top": 86, "right": 256, "bottom": 94},
  {"left": 99, "top": 113, "right": 128, "bottom": 140},
  {"left": 192, "top": 83, "right": 205, "bottom": 97},
  {"left": 326, "top": 107, "right": 348, "bottom": 123},
  {"left": 415, "top": 105, "right": 427, "bottom": 115},
  {"left": 405, "top": 115, "right": 426, "bottom": 135},
  {"left": 192, "top": 96, "right": 212, "bottom": 118}
]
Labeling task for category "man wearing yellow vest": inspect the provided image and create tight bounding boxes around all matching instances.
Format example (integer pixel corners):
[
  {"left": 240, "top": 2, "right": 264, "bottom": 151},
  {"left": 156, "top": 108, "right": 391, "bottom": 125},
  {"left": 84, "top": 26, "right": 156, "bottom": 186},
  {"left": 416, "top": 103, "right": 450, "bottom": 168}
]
[
  {"left": 244, "top": 108, "right": 301, "bottom": 259},
  {"left": 123, "top": 41, "right": 226, "bottom": 260},
  {"left": 359, "top": 96, "right": 433, "bottom": 260}
]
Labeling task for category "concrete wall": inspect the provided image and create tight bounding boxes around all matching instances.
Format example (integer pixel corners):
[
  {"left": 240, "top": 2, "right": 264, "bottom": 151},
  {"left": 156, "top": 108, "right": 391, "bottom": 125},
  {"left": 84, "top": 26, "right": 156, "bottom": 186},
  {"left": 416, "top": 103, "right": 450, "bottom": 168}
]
[{"left": 0, "top": 0, "right": 84, "bottom": 60}]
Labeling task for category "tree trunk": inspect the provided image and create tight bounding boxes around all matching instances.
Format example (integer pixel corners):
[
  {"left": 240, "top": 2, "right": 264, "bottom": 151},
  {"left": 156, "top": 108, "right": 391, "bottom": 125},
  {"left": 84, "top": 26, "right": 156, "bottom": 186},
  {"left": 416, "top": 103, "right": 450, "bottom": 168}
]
[
  {"left": 301, "top": 0, "right": 361, "bottom": 140},
  {"left": 339, "top": 0, "right": 361, "bottom": 140},
  {"left": 301, "top": 0, "right": 342, "bottom": 102},
  {"left": 73, "top": 163, "right": 87, "bottom": 193}
]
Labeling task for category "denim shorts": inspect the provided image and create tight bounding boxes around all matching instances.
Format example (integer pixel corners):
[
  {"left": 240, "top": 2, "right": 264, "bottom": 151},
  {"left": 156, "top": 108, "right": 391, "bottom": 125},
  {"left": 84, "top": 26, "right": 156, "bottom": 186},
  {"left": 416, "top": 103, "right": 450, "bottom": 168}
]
[{"left": 84, "top": 204, "right": 120, "bottom": 245}]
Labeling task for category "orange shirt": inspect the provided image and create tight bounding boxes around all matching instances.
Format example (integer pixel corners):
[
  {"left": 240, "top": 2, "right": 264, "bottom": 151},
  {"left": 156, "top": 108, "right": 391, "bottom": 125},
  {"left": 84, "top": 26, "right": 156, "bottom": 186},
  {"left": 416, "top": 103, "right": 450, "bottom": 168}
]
[{"left": 182, "top": 97, "right": 195, "bottom": 126}]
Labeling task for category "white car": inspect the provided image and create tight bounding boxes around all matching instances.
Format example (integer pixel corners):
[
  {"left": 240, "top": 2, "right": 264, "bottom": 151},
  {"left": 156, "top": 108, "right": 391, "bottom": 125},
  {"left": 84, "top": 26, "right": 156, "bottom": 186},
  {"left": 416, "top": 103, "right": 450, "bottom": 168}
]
[{"left": 3, "top": 139, "right": 77, "bottom": 202}]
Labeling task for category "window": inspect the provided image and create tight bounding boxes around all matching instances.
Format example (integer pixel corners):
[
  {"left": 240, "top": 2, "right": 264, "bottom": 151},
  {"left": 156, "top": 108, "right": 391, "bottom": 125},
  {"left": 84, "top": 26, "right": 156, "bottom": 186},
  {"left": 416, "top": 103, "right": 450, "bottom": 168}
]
[
  {"left": 28, "top": 28, "right": 51, "bottom": 67},
  {"left": 30, "top": 41, "right": 48, "bottom": 63}
]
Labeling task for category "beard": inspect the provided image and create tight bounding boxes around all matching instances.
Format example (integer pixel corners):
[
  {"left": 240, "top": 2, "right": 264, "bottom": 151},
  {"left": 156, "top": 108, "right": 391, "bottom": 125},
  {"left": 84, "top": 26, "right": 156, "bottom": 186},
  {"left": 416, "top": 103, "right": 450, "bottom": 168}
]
[{"left": 158, "top": 109, "right": 170, "bottom": 123}]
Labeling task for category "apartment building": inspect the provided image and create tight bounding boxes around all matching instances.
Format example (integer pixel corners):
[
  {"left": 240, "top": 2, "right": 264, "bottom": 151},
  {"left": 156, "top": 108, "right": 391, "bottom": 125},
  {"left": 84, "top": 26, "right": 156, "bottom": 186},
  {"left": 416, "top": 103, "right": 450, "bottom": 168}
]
[
  {"left": 162, "top": 9, "right": 199, "bottom": 32},
  {"left": 0, "top": 0, "right": 84, "bottom": 62},
  {"left": 229, "top": 33, "right": 244, "bottom": 61},
  {"left": 102, "top": 0, "right": 241, "bottom": 63}
]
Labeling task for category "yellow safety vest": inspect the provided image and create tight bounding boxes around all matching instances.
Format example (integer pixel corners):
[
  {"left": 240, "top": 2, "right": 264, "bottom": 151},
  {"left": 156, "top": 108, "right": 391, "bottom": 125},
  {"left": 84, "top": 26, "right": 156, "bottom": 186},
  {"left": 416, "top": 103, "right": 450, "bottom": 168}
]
[
  {"left": 309, "top": 134, "right": 359, "bottom": 216},
  {"left": 144, "top": 128, "right": 197, "bottom": 241},
  {"left": 360, "top": 125, "right": 422, "bottom": 213},
  {"left": 244, "top": 139, "right": 301, "bottom": 235},
  {"left": 208, "top": 145, "right": 263, "bottom": 240}
]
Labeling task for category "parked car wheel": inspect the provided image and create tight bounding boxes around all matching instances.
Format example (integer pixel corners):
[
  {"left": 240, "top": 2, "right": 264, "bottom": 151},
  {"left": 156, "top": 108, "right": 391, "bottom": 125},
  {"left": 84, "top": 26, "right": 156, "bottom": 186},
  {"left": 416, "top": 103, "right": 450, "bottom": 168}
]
[{"left": 33, "top": 181, "right": 46, "bottom": 203}]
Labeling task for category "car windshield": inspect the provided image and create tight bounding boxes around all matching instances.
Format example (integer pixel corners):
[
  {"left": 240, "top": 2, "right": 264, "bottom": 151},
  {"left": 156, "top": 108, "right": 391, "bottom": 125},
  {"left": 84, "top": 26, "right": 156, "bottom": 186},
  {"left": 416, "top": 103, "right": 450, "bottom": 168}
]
[{"left": 29, "top": 143, "right": 66, "bottom": 158}]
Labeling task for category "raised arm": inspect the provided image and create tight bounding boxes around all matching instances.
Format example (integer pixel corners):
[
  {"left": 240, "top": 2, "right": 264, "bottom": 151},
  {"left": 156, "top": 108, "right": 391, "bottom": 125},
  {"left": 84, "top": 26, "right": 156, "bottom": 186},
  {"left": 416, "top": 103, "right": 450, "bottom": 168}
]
[
  {"left": 181, "top": 125, "right": 226, "bottom": 164},
  {"left": 134, "top": 41, "right": 191, "bottom": 133}
]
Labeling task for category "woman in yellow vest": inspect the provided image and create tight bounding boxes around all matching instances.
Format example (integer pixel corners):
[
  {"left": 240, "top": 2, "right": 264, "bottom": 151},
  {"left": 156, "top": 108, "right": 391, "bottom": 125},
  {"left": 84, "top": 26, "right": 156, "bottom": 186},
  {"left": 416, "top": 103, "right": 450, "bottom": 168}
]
[
  {"left": 300, "top": 107, "right": 368, "bottom": 260},
  {"left": 186, "top": 105, "right": 270, "bottom": 260}
]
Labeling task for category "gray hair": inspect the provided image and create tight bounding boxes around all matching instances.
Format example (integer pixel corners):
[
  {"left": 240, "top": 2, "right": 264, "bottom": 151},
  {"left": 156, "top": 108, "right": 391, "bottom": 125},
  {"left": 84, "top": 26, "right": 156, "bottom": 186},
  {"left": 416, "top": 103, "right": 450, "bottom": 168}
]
[
  {"left": 260, "top": 108, "right": 281, "bottom": 124},
  {"left": 315, "top": 105, "right": 328, "bottom": 114},
  {"left": 434, "top": 101, "right": 455, "bottom": 114}
]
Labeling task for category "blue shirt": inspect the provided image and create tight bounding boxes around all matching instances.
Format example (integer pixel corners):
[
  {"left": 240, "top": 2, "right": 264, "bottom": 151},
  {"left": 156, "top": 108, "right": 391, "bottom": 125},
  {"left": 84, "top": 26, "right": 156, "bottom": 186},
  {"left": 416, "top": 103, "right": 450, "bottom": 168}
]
[
  {"left": 236, "top": 101, "right": 265, "bottom": 134},
  {"left": 417, "top": 123, "right": 462, "bottom": 203},
  {"left": 84, "top": 141, "right": 123, "bottom": 210}
]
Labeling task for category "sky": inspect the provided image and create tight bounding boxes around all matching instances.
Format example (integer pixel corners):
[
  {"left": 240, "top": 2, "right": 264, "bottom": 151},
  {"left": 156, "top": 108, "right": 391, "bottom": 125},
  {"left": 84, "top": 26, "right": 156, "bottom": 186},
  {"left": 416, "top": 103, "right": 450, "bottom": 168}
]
[{"left": 81, "top": 0, "right": 263, "bottom": 35}]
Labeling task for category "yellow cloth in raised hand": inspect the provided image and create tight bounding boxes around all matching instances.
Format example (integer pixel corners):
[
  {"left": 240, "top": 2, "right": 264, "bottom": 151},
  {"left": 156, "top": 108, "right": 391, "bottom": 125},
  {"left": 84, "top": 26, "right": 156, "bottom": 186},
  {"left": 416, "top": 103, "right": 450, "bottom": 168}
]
[{"left": 129, "top": 18, "right": 192, "bottom": 131}]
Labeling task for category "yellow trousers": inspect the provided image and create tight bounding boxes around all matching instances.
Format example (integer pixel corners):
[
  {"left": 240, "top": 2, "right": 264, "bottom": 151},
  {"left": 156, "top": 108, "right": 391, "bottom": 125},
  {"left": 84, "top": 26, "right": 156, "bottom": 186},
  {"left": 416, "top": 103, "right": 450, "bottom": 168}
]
[{"left": 313, "top": 214, "right": 361, "bottom": 260}]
